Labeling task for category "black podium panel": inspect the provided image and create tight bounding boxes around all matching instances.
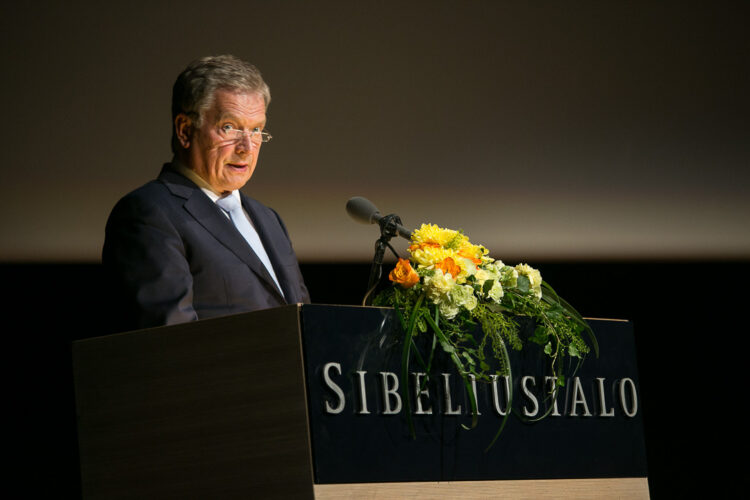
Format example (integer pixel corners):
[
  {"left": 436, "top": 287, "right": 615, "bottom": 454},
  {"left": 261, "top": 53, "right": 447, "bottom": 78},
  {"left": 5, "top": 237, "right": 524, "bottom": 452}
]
[{"left": 299, "top": 305, "right": 647, "bottom": 483}]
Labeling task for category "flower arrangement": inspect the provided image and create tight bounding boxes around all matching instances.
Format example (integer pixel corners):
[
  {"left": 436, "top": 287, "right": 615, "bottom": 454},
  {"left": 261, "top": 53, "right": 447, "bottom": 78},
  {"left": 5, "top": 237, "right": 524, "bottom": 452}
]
[{"left": 374, "top": 223, "right": 598, "bottom": 446}]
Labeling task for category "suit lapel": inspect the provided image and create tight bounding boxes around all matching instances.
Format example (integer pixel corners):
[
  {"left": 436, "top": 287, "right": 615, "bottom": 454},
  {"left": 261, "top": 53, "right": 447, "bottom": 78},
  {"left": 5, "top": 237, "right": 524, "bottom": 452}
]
[
  {"left": 159, "top": 166, "right": 286, "bottom": 302},
  {"left": 241, "top": 196, "right": 296, "bottom": 303}
]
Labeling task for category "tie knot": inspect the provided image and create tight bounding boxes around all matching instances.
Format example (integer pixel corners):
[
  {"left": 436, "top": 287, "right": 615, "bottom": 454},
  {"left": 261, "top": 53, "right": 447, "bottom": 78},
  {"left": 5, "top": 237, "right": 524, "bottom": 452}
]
[{"left": 216, "top": 195, "right": 241, "bottom": 214}]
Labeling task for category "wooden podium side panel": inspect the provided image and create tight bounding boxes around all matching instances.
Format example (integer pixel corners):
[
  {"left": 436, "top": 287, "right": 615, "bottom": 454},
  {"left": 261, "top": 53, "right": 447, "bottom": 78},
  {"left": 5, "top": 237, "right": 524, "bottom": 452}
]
[{"left": 73, "top": 305, "right": 313, "bottom": 499}]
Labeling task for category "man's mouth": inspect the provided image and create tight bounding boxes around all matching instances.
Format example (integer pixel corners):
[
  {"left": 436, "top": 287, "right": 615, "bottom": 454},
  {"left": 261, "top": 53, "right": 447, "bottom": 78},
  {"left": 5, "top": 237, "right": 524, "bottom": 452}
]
[{"left": 226, "top": 163, "right": 249, "bottom": 171}]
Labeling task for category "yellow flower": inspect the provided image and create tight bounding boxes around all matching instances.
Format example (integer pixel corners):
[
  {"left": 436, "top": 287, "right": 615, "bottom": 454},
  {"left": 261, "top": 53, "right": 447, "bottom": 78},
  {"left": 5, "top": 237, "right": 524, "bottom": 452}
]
[
  {"left": 410, "top": 245, "right": 455, "bottom": 268},
  {"left": 411, "top": 223, "right": 461, "bottom": 248},
  {"left": 388, "top": 258, "right": 420, "bottom": 288}
]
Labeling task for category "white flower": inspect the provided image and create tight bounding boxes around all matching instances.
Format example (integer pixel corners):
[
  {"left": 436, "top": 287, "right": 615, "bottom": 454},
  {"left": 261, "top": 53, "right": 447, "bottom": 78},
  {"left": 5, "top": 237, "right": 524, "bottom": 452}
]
[
  {"left": 439, "top": 301, "right": 461, "bottom": 319},
  {"left": 453, "top": 284, "right": 478, "bottom": 311},
  {"left": 474, "top": 268, "right": 491, "bottom": 284},
  {"left": 497, "top": 264, "right": 518, "bottom": 288},
  {"left": 423, "top": 270, "right": 479, "bottom": 319},
  {"left": 423, "top": 269, "right": 455, "bottom": 303},
  {"left": 435, "top": 285, "right": 476, "bottom": 319},
  {"left": 515, "top": 263, "right": 543, "bottom": 299},
  {"left": 487, "top": 281, "right": 504, "bottom": 303}
]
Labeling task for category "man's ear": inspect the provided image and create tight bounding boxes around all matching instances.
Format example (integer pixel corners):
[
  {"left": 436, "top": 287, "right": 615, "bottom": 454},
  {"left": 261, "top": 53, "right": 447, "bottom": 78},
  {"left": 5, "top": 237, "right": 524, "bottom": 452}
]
[{"left": 174, "top": 114, "right": 193, "bottom": 149}]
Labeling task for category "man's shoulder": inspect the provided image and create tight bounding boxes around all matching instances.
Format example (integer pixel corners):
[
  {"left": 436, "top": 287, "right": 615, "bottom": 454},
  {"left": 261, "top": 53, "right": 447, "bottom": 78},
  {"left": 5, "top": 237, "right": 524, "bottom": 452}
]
[
  {"left": 112, "top": 179, "right": 171, "bottom": 214},
  {"left": 118, "top": 166, "right": 196, "bottom": 203},
  {"left": 108, "top": 166, "right": 196, "bottom": 220}
]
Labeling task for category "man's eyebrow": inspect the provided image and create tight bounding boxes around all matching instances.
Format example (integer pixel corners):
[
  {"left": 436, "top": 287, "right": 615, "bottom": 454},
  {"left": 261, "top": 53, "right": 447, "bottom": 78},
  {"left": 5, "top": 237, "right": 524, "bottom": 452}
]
[
  {"left": 216, "top": 112, "right": 266, "bottom": 128},
  {"left": 216, "top": 112, "right": 239, "bottom": 122}
]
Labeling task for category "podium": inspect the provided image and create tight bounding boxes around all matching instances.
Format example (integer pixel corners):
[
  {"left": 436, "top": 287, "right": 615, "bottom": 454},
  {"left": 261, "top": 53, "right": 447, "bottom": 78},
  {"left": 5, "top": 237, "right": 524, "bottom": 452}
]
[{"left": 73, "top": 305, "right": 649, "bottom": 498}]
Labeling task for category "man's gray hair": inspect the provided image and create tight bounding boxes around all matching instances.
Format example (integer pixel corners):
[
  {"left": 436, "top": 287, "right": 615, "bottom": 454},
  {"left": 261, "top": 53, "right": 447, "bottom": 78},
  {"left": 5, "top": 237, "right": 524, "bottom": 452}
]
[{"left": 171, "top": 55, "right": 271, "bottom": 152}]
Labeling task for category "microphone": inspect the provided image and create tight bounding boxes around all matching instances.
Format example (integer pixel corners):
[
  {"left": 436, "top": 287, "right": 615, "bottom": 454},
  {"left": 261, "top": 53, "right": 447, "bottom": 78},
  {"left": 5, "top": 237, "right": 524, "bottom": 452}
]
[{"left": 346, "top": 197, "right": 412, "bottom": 240}]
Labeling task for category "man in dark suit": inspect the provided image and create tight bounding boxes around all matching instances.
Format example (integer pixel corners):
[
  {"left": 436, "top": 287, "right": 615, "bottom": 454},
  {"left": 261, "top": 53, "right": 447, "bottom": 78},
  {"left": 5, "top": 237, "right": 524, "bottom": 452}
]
[{"left": 103, "top": 55, "right": 309, "bottom": 332}]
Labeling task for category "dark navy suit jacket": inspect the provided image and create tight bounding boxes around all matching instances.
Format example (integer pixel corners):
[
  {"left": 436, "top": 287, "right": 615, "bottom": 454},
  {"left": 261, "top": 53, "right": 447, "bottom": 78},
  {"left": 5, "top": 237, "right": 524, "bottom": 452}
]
[{"left": 103, "top": 165, "right": 310, "bottom": 332}]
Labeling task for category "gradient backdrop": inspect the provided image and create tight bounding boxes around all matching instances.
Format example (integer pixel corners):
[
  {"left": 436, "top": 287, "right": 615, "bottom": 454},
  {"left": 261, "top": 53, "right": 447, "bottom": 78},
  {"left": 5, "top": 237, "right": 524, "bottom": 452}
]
[
  {"left": 2, "top": 2, "right": 748, "bottom": 498},
  {"left": 1, "top": 1, "right": 747, "bottom": 262}
]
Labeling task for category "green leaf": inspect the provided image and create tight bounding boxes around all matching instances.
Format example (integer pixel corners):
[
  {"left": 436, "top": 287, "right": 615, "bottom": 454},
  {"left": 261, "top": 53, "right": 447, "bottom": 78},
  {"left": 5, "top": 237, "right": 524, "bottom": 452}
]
[
  {"left": 461, "top": 333, "right": 477, "bottom": 344},
  {"left": 517, "top": 275, "right": 531, "bottom": 293},
  {"left": 530, "top": 325, "right": 548, "bottom": 345},
  {"left": 544, "top": 341, "right": 552, "bottom": 355},
  {"left": 400, "top": 292, "right": 425, "bottom": 439},
  {"left": 568, "top": 343, "right": 580, "bottom": 358},
  {"left": 462, "top": 352, "right": 475, "bottom": 365}
]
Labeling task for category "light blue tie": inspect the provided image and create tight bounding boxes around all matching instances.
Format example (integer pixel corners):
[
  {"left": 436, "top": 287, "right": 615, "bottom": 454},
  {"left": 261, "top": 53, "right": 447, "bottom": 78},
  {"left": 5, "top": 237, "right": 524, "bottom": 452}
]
[{"left": 216, "top": 195, "right": 284, "bottom": 297}]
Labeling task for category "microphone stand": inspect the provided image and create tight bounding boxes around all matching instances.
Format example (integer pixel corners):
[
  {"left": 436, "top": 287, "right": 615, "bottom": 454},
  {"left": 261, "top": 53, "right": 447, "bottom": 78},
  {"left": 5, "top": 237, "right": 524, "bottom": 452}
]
[{"left": 362, "top": 214, "right": 403, "bottom": 306}]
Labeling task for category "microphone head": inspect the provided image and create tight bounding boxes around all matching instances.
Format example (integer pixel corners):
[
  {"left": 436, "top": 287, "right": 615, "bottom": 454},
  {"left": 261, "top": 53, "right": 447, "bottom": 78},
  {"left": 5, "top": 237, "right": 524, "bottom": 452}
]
[{"left": 346, "top": 196, "right": 381, "bottom": 224}]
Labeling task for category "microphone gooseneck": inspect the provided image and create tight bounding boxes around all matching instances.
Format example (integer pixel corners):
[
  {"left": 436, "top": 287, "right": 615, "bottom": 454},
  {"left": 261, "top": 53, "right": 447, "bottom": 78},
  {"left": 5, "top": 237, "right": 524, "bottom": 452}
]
[
  {"left": 346, "top": 197, "right": 412, "bottom": 240},
  {"left": 346, "top": 196, "right": 413, "bottom": 305}
]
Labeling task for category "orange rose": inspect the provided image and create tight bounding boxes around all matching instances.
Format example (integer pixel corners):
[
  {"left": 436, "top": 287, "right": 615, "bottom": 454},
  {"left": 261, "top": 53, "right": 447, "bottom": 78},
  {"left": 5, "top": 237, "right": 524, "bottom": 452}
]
[
  {"left": 389, "top": 258, "right": 420, "bottom": 288},
  {"left": 435, "top": 257, "right": 461, "bottom": 278}
]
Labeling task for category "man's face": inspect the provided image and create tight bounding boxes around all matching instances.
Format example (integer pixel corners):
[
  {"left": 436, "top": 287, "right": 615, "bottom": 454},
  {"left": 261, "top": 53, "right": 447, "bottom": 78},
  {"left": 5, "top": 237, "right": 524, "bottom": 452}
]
[{"left": 181, "top": 89, "right": 267, "bottom": 194}]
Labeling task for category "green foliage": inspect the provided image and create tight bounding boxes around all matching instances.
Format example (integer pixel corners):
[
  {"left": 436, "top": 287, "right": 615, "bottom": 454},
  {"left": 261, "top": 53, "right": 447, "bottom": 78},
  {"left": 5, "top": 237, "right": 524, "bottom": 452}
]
[{"left": 375, "top": 267, "right": 597, "bottom": 446}]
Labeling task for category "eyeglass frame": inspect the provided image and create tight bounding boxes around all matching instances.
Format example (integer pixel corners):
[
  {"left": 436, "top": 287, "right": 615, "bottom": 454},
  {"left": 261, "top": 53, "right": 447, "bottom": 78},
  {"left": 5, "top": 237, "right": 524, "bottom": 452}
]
[
  {"left": 182, "top": 111, "right": 273, "bottom": 145},
  {"left": 218, "top": 124, "right": 273, "bottom": 145}
]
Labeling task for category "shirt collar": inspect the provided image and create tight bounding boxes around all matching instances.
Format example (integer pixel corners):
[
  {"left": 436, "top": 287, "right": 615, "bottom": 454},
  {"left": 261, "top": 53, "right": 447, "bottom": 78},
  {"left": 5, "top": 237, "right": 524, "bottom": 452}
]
[{"left": 170, "top": 158, "right": 240, "bottom": 205}]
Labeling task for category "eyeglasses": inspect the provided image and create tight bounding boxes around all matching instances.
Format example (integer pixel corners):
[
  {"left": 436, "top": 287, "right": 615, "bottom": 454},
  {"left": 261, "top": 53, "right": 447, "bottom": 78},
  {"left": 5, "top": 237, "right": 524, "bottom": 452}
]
[{"left": 219, "top": 125, "right": 273, "bottom": 145}]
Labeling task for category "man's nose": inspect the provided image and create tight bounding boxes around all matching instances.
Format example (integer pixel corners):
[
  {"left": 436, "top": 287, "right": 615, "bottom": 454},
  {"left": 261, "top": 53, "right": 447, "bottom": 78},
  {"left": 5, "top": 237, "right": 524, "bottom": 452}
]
[{"left": 235, "top": 132, "right": 257, "bottom": 154}]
